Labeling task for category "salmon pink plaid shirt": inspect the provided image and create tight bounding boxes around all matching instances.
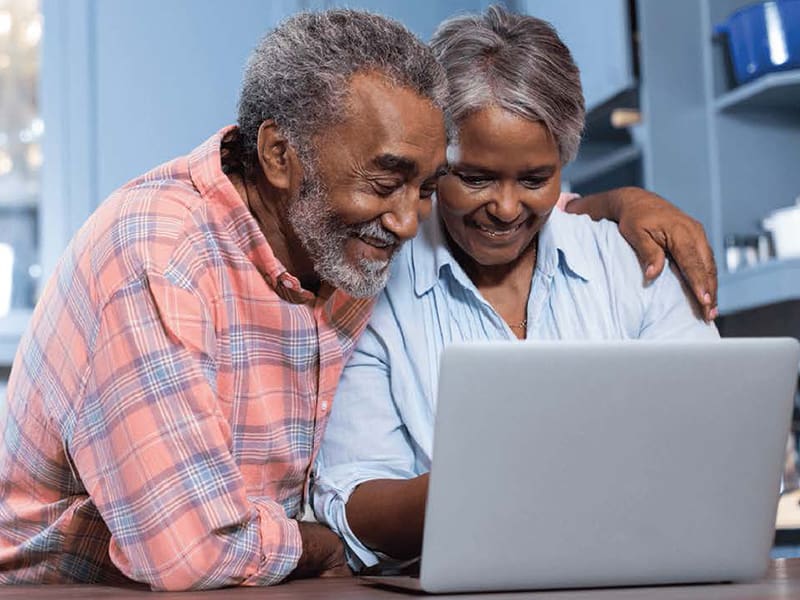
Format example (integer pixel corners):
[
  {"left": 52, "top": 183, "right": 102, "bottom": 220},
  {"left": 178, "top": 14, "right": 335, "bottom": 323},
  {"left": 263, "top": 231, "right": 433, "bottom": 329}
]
[{"left": 0, "top": 127, "right": 374, "bottom": 590}]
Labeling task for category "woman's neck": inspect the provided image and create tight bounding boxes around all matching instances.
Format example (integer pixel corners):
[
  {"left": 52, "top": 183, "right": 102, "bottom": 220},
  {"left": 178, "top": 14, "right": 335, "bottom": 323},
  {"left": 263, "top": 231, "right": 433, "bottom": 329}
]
[
  {"left": 446, "top": 227, "right": 538, "bottom": 340},
  {"left": 448, "top": 233, "right": 538, "bottom": 292}
]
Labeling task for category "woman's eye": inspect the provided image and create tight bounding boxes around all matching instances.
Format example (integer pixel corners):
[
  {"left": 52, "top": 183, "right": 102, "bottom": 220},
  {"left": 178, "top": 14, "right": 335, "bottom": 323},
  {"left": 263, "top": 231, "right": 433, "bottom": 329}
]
[
  {"left": 520, "top": 177, "right": 547, "bottom": 189},
  {"left": 457, "top": 173, "right": 492, "bottom": 187}
]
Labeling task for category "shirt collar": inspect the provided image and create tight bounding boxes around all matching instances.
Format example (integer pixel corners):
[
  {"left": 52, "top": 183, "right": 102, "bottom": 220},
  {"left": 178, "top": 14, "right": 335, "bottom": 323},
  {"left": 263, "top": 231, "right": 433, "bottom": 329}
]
[
  {"left": 411, "top": 206, "right": 461, "bottom": 296},
  {"left": 537, "top": 208, "right": 596, "bottom": 282},
  {"left": 411, "top": 204, "right": 595, "bottom": 296},
  {"left": 187, "top": 126, "right": 316, "bottom": 304}
]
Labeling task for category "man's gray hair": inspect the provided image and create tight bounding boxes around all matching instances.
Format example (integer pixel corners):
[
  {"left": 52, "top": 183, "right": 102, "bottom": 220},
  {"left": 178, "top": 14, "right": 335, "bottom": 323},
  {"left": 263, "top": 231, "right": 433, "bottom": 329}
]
[
  {"left": 430, "top": 5, "right": 585, "bottom": 163},
  {"left": 238, "top": 9, "right": 447, "bottom": 170}
]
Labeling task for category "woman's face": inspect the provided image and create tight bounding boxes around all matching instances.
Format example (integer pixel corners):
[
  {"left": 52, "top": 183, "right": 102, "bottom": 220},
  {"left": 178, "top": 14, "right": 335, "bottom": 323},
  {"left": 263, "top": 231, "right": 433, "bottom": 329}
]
[{"left": 437, "top": 106, "right": 561, "bottom": 268}]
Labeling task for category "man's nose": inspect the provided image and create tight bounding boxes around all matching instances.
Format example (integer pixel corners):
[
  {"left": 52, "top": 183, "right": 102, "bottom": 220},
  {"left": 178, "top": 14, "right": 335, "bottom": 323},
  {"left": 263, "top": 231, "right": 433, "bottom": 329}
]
[{"left": 381, "top": 189, "right": 424, "bottom": 242}]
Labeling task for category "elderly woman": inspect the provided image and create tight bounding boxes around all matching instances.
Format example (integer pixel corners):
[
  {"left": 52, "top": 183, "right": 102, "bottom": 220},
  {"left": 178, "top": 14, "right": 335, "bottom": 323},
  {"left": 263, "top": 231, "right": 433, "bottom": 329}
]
[{"left": 311, "top": 6, "right": 719, "bottom": 571}]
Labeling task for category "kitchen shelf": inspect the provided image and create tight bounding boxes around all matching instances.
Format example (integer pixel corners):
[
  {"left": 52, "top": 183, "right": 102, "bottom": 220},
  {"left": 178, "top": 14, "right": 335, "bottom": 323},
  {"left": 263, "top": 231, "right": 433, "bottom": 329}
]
[
  {"left": 564, "top": 143, "right": 641, "bottom": 188},
  {"left": 715, "top": 70, "right": 800, "bottom": 113},
  {"left": 718, "top": 258, "right": 800, "bottom": 316},
  {"left": 0, "top": 308, "right": 31, "bottom": 366}
]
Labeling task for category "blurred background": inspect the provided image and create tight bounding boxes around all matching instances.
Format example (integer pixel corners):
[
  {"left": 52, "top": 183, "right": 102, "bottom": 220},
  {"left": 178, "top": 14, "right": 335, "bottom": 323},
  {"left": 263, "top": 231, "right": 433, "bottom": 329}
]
[{"left": 0, "top": 0, "right": 798, "bottom": 544}]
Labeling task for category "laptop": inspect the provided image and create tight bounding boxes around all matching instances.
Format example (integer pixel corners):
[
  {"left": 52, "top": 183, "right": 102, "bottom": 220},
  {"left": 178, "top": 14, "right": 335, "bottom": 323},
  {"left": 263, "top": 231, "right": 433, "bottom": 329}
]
[{"left": 362, "top": 338, "right": 800, "bottom": 593}]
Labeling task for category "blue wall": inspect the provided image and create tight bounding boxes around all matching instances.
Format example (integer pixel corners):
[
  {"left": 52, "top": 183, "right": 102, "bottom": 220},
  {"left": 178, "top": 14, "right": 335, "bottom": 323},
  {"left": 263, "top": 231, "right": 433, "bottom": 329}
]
[
  {"left": 47, "top": 0, "right": 491, "bottom": 207},
  {"left": 93, "top": 0, "right": 314, "bottom": 200},
  {"left": 40, "top": 0, "right": 632, "bottom": 263}
]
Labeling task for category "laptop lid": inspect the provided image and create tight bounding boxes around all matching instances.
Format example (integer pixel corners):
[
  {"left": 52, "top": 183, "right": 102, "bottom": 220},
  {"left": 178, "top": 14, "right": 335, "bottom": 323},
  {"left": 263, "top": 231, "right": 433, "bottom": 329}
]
[{"left": 419, "top": 339, "right": 800, "bottom": 593}]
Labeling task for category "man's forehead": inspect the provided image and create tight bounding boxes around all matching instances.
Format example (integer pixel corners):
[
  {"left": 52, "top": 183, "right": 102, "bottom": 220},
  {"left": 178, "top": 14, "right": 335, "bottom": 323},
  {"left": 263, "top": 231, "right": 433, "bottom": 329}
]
[
  {"left": 309, "top": 70, "right": 446, "bottom": 177},
  {"left": 345, "top": 70, "right": 415, "bottom": 111},
  {"left": 340, "top": 72, "right": 445, "bottom": 143},
  {"left": 310, "top": 82, "right": 443, "bottom": 179}
]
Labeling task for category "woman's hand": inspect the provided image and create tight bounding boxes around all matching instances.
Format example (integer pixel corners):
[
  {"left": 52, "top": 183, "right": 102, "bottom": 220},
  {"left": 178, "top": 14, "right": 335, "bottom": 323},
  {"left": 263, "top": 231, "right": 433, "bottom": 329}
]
[{"left": 565, "top": 187, "right": 718, "bottom": 321}]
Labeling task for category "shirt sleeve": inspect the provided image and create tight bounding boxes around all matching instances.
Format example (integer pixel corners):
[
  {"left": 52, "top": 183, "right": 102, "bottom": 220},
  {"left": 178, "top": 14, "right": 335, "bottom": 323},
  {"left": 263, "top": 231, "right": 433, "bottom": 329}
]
[
  {"left": 639, "top": 261, "right": 720, "bottom": 340},
  {"left": 311, "top": 323, "right": 418, "bottom": 570},
  {"left": 68, "top": 272, "right": 302, "bottom": 591}
]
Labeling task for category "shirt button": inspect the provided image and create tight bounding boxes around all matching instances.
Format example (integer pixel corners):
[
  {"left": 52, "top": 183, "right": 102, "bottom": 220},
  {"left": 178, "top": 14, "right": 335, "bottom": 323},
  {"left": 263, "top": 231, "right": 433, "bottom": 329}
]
[
  {"left": 321, "top": 401, "right": 328, "bottom": 411},
  {"left": 282, "top": 279, "right": 294, "bottom": 289}
]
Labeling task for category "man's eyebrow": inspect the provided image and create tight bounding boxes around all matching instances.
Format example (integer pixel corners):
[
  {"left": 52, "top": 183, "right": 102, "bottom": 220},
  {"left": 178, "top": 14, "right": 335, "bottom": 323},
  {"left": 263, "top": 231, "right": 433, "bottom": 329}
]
[
  {"left": 373, "top": 153, "right": 417, "bottom": 176},
  {"left": 422, "top": 163, "right": 449, "bottom": 184}
]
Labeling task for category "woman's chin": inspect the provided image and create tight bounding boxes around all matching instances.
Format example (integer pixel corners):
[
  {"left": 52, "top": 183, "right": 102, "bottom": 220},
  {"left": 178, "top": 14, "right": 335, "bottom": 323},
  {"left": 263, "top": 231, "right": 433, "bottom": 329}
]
[{"left": 465, "top": 241, "right": 534, "bottom": 268}]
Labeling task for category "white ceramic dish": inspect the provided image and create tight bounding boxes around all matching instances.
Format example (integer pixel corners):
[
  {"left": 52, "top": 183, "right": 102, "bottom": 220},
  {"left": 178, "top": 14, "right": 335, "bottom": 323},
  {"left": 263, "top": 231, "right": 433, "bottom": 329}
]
[{"left": 763, "top": 199, "right": 800, "bottom": 259}]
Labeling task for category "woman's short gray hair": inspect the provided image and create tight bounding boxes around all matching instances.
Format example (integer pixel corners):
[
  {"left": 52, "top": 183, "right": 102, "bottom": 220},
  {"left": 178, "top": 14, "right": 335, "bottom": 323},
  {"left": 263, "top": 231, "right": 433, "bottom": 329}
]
[
  {"left": 430, "top": 5, "right": 585, "bottom": 164},
  {"left": 237, "top": 9, "right": 447, "bottom": 170}
]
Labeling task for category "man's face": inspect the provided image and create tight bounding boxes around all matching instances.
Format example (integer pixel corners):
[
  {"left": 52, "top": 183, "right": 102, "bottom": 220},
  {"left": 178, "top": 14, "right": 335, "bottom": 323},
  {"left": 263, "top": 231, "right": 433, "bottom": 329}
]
[{"left": 288, "top": 72, "right": 447, "bottom": 298}]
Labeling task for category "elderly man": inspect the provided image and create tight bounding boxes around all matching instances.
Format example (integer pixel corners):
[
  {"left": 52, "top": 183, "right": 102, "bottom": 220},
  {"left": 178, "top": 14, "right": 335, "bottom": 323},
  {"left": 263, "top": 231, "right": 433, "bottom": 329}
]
[{"left": 0, "top": 9, "right": 715, "bottom": 591}]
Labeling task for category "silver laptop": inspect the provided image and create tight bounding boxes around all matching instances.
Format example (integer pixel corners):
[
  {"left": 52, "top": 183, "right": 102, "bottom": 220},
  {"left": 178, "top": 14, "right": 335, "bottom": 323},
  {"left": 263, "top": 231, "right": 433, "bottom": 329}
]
[{"left": 363, "top": 338, "right": 800, "bottom": 593}]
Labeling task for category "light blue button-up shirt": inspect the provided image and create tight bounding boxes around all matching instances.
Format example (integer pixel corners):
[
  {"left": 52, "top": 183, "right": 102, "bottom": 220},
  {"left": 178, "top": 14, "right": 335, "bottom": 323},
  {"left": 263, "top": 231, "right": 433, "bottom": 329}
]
[{"left": 311, "top": 207, "right": 719, "bottom": 569}]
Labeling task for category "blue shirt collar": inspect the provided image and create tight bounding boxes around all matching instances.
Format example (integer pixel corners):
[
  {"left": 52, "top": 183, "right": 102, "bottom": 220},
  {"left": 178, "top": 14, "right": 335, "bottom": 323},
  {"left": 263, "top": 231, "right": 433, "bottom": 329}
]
[{"left": 411, "top": 206, "right": 595, "bottom": 297}]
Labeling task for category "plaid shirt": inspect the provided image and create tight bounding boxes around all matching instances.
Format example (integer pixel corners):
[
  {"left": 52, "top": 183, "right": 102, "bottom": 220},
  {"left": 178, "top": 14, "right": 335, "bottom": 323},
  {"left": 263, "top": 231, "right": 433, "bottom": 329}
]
[{"left": 0, "top": 127, "right": 374, "bottom": 590}]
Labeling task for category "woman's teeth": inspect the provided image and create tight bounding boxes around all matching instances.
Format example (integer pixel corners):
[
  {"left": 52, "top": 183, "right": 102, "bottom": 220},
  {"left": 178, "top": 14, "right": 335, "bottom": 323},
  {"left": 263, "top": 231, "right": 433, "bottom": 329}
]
[{"left": 476, "top": 222, "right": 522, "bottom": 238}]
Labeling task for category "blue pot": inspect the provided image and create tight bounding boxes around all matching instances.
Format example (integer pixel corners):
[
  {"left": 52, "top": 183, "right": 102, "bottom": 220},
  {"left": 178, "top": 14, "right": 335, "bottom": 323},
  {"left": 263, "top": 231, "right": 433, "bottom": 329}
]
[{"left": 714, "top": 0, "right": 800, "bottom": 85}]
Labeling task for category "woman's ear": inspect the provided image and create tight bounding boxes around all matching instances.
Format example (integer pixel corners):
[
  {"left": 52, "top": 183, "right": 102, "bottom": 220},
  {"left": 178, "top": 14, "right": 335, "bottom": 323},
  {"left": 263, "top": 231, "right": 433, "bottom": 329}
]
[{"left": 256, "top": 119, "right": 299, "bottom": 193}]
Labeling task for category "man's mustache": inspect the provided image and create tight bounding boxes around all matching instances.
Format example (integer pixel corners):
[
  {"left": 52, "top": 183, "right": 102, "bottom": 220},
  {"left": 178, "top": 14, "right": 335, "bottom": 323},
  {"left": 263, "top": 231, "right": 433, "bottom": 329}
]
[{"left": 349, "top": 219, "right": 399, "bottom": 248}]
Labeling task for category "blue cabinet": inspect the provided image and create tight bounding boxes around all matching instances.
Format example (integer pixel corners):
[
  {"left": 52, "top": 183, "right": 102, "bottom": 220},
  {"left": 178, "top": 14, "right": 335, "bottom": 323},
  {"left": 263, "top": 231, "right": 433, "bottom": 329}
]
[
  {"left": 638, "top": 0, "right": 800, "bottom": 316},
  {"left": 519, "top": 1, "right": 643, "bottom": 205},
  {"left": 516, "top": 0, "right": 636, "bottom": 111}
]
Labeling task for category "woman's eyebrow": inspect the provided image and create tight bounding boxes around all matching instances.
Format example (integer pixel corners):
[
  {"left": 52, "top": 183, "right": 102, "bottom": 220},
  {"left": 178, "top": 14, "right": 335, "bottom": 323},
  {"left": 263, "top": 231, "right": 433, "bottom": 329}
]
[
  {"left": 450, "top": 163, "right": 498, "bottom": 175},
  {"left": 518, "top": 165, "right": 557, "bottom": 177}
]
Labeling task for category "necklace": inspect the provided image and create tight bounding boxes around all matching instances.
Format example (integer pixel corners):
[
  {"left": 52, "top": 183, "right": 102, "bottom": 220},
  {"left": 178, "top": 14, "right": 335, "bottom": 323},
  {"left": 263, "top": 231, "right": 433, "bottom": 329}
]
[{"left": 507, "top": 318, "right": 527, "bottom": 331}]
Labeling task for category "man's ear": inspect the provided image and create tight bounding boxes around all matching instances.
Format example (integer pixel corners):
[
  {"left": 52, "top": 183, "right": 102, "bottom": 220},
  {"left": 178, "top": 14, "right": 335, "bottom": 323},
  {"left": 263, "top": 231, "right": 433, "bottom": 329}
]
[{"left": 256, "top": 119, "right": 298, "bottom": 192}]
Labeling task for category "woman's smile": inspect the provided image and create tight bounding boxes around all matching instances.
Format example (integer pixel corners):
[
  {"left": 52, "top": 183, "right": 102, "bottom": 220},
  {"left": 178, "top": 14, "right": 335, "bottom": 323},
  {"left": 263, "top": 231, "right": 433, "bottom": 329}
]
[{"left": 470, "top": 215, "right": 531, "bottom": 243}]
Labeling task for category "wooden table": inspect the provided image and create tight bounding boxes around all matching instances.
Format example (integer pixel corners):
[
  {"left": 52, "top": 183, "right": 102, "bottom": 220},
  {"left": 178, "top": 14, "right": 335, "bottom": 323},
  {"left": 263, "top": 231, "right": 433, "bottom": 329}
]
[{"left": 3, "top": 560, "right": 800, "bottom": 599}]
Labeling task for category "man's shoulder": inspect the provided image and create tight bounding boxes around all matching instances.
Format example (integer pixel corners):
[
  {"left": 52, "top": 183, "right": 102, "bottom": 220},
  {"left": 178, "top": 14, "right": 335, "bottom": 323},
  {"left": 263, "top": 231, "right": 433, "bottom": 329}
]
[
  {"left": 110, "top": 154, "right": 204, "bottom": 225},
  {"left": 77, "top": 156, "right": 223, "bottom": 301}
]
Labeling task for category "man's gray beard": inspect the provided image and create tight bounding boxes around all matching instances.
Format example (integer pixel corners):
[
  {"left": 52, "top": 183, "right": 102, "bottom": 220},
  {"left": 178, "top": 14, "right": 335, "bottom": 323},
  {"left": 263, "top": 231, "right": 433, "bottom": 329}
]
[{"left": 287, "top": 166, "right": 400, "bottom": 298}]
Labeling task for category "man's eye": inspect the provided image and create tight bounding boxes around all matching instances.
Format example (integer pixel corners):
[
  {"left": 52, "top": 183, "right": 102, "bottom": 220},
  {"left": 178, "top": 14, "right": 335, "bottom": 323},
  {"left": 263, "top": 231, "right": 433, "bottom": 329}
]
[
  {"left": 457, "top": 173, "right": 492, "bottom": 187},
  {"left": 420, "top": 185, "right": 437, "bottom": 199},
  {"left": 372, "top": 181, "right": 402, "bottom": 196}
]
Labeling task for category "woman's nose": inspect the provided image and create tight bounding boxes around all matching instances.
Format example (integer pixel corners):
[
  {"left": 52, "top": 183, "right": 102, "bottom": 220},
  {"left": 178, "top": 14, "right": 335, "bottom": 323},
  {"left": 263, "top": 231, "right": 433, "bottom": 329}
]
[{"left": 486, "top": 182, "right": 523, "bottom": 223}]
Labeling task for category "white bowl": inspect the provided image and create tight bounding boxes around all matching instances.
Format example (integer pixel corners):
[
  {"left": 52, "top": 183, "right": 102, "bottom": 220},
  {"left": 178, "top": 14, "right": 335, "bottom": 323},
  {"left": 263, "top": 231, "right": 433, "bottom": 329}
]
[{"left": 763, "top": 202, "right": 800, "bottom": 259}]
